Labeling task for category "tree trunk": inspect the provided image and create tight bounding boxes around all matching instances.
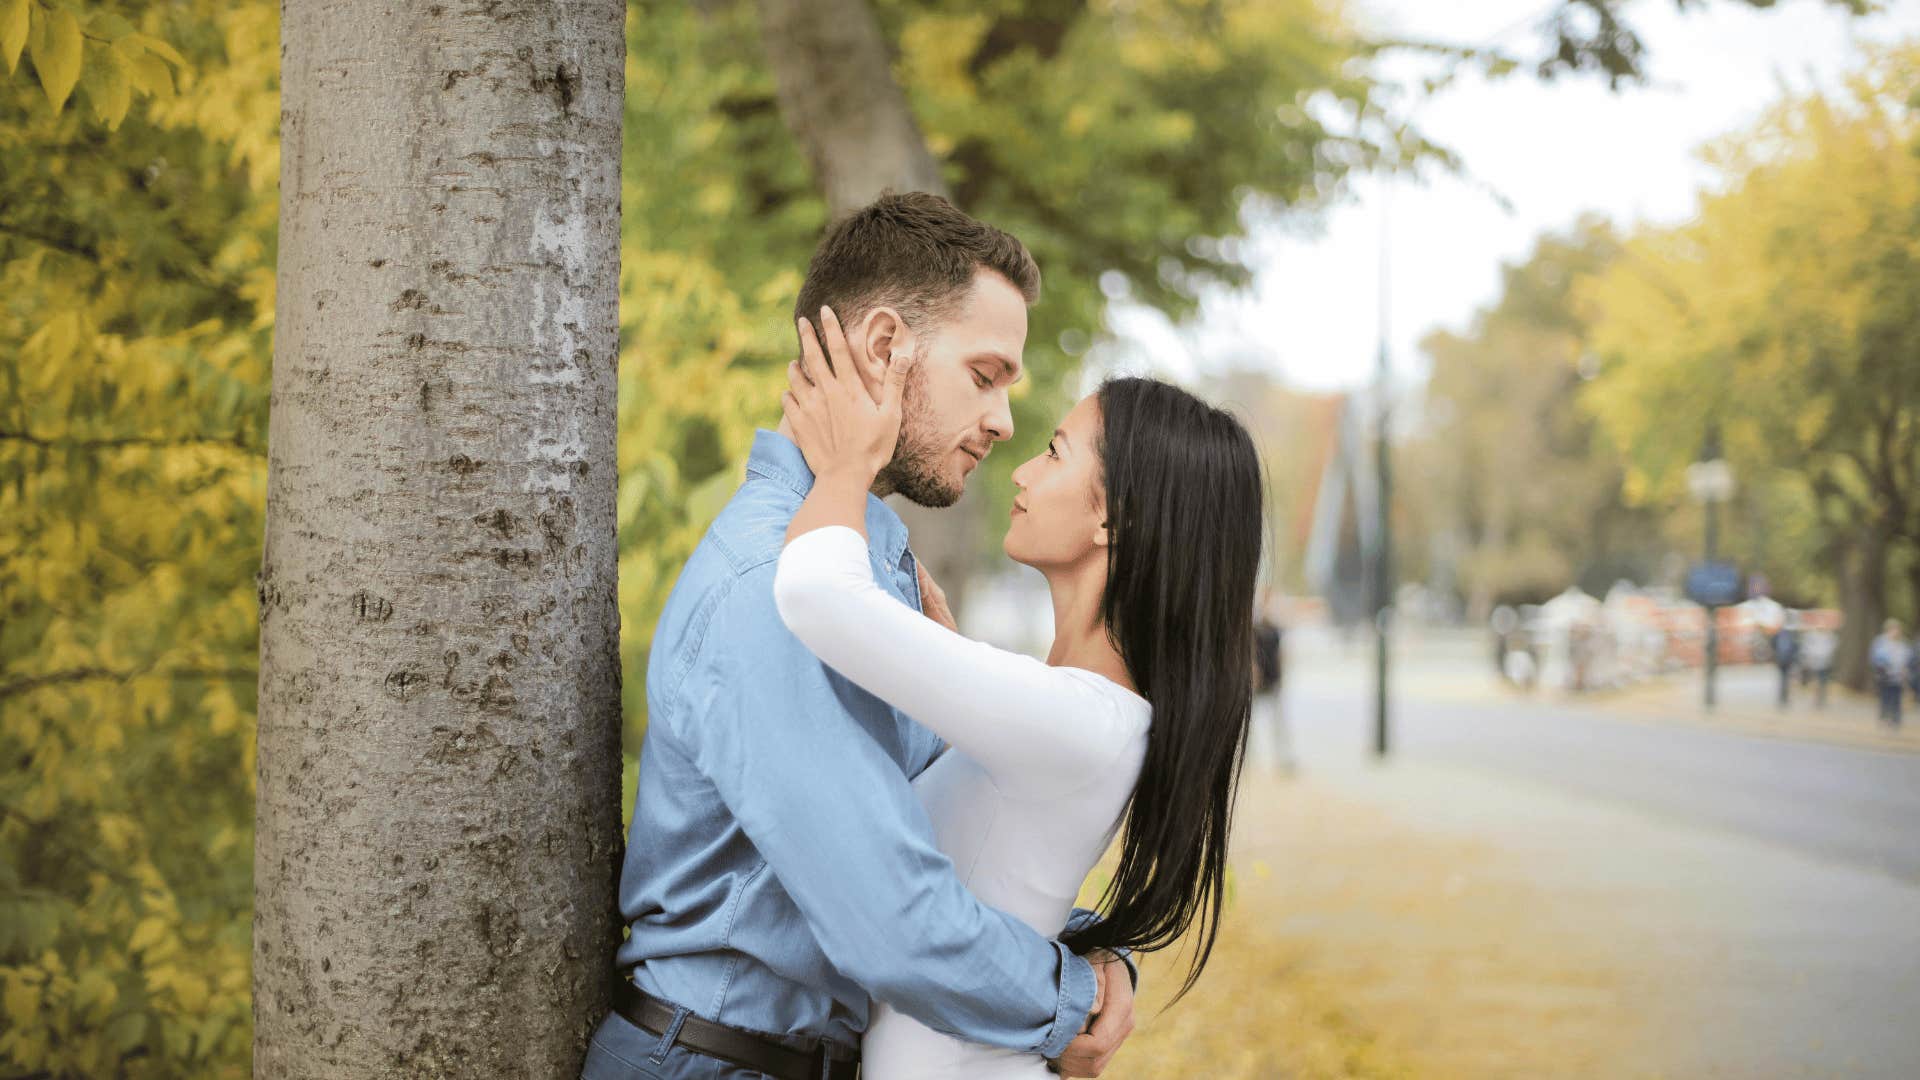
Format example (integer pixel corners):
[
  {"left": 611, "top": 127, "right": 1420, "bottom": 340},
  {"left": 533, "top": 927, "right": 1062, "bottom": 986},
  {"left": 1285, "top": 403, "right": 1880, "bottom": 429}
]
[
  {"left": 754, "top": 0, "right": 945, "bottom": 216},
  {"left": 256, "top": 3, "right": 625, "bottom": 1076},
  {"left": 755, "top": 0, "right": 983, "bottom": 612},
  {"left": 1834, "top": 524, "right": 1890, "bottom": 692}
]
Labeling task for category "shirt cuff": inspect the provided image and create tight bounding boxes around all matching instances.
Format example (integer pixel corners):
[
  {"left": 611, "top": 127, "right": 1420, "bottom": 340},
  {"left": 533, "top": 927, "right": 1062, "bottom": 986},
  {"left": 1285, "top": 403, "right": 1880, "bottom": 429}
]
[
  {"left": 1063, "top": 907, "right": 1138, "bottom": 990},
  {"left": 1036, "top": 942, "right": 1098, "bottom": 1060}
]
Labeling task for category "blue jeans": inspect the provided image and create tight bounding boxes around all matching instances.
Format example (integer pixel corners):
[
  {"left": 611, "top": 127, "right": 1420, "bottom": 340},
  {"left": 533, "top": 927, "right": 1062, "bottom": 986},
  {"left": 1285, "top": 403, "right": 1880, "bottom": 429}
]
[
  {"left": 579, "top": 1007, "right": 836, "bottom": 1080},
  {"left": 1879, "top": 682, "right": 1903, "bottom": 725}
]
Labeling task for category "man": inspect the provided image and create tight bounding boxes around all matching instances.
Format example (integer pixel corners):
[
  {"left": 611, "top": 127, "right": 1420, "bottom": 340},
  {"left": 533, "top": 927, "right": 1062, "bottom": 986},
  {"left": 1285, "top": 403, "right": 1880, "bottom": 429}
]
[
  {"left": 1771, "top": 615, "right": 1800, "bottom": 709},
  {"left": 1248, "top": 590, "right": 1291, "bottom": 774},
  {"left": 1800, "top": 619, "right": 1837, "bottom": 710},
  {"left": 1870, "top": 619, "right": 1911, "bottom": 728},
  {"left": 582, "top": 194, "right": 1136, "bottom": 1080}
]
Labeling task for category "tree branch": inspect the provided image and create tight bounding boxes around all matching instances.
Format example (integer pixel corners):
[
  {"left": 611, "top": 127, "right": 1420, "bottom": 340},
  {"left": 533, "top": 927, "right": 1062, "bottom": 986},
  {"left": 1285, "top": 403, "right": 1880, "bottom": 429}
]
[
  {"left": 0, "top": 429, "right": 261, "bottom": 454},
  {"left": 0, "top": 221, "right": 102, "bottom": 262},
  {"left": 0, "top": 666, "right": 257, "bottom": 702}
]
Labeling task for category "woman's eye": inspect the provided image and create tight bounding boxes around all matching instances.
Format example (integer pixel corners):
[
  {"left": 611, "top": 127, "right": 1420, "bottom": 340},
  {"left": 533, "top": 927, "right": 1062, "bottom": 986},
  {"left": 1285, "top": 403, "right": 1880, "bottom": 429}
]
[
  {"left": 1046, "top": 441, "right": 1058, "bottom": 459},
  {"left": 973, "top": 370, "right": 991, "bottom": 389}
]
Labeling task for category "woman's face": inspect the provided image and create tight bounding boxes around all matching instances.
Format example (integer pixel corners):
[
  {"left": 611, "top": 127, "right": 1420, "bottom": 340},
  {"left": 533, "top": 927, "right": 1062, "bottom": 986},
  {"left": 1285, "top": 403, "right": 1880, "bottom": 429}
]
[{"left": 1004, "top": 394, "right": 1107, "bottom": 571}]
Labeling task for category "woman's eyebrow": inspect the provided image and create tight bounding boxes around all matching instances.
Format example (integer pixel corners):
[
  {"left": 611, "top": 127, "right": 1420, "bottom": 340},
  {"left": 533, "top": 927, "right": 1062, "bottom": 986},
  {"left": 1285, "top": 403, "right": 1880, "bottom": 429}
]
[{"left": 1052, "top": 429, "right": 1069, "bottom": 450}]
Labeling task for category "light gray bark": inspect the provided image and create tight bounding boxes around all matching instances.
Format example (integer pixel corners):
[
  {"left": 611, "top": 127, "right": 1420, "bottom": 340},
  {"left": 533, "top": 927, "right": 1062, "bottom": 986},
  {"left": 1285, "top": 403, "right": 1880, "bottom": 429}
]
[
  {"left": 256, "top": 2, "right": 624, "bottom": 1076},
  {"left": 755, "top": 0, "right": 983, "bottom": 610}
]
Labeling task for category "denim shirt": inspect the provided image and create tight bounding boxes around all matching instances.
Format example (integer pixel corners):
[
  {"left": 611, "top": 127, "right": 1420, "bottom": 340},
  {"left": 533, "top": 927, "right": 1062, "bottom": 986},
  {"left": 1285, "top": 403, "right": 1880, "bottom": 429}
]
[{"left": 614, "top": 430, "right": 1098, "bottom": 1059}]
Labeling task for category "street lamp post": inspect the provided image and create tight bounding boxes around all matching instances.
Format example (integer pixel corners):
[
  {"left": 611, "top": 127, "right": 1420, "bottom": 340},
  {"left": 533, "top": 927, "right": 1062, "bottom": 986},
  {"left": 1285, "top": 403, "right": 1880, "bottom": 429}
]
[
  {"left": 1374, "top": 322, "right": 1392, "bottom": 758},
  {"left": 1372, "top": 174, "right": 1395, "bottom": 760}
]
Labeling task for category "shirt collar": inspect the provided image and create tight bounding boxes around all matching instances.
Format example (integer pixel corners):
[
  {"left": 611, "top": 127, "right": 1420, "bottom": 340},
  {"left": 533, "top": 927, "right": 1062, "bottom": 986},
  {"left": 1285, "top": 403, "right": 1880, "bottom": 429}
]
[{"left": 745, "top": 429, "right": 913, "bottom": 568}]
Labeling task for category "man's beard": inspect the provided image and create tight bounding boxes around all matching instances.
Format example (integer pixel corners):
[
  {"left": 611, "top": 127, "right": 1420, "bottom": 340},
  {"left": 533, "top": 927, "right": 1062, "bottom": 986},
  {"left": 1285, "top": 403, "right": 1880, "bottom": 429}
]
[{"left": 876, "top": 358, "right": 964, "bottom": 508}]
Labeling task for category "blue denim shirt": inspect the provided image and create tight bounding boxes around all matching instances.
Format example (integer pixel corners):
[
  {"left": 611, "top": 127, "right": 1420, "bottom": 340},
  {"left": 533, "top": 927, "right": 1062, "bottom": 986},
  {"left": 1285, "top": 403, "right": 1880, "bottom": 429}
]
[{"left": 614, "top": 430, "right": 1098, "bottom": 1060}]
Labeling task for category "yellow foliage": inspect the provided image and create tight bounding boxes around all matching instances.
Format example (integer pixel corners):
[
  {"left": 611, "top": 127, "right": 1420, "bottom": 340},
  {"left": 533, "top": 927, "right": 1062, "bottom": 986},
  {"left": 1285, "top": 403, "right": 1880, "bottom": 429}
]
[
  {"left": 3, "top": 3, "right": 269, "bottom": 1074},
  {"left": 2, "top": 0, "right": 27, "bottom": 74},
  {"left": 28, "top": 6, "right": 78, "bottom": 112}
]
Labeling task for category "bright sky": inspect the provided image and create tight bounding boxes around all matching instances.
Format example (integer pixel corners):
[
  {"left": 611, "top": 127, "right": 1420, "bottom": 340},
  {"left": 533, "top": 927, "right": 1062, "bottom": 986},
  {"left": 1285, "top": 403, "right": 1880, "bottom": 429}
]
[{"left": 1101, "top": 0, "right": 1920, "bottom": 393}]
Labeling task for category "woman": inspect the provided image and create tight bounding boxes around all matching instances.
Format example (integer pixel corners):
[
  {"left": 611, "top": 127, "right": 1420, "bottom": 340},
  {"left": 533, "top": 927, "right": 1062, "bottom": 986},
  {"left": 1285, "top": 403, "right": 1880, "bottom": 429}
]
[{"left": 772, "top": 308, "right": 1263, "bottom": 1079}]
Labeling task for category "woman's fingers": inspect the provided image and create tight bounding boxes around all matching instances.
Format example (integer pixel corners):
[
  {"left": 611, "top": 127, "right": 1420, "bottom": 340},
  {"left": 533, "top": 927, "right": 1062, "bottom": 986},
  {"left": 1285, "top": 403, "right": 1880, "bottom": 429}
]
[
  {"left": 880, "top": 348, "right": 912, "bottom": 417},
  {"left": 856, "top": 344, "right": 887, "bottom": 405},
  {"left": 795, "top": 317, "right": 826, "bottom": 387},
  {"left": 818, "top": 306, "right": 860, "bottom": 396}
]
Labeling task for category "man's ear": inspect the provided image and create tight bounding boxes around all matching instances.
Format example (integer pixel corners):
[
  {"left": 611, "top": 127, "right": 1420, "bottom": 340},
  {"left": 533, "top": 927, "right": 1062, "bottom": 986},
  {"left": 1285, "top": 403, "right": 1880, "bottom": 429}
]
[{"left": 860, "top": 305, "right": 915, "bottom": 367}]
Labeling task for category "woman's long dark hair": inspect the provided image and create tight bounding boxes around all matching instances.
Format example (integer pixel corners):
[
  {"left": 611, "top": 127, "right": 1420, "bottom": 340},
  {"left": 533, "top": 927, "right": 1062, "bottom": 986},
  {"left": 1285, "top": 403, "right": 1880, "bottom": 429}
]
[{"left": 1058, "top": 377, "right": 1264, "bottom": 1003}]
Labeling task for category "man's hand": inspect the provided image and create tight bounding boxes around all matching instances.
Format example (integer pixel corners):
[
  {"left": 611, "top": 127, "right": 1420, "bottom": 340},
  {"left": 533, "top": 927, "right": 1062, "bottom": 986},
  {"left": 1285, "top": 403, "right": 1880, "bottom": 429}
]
[
  {"left": 916, "top": 562, "right": 958, "bottom": 632},
  {"left": 1050, "top": 951, "right": 1136, "bottom": 1077}
]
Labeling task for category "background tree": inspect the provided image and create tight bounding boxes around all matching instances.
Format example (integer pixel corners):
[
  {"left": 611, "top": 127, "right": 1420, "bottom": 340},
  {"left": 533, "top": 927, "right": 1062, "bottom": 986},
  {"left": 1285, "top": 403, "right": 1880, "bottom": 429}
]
[
  {"left": 1580, "top": 43, "right": 1920, "bottom": 687},
  {"left": 1403, "top": 220, "right": 1663, "bottom": 620},
  {"left": 1527, "top": 0, "right": 1873, "bottom": 86}
]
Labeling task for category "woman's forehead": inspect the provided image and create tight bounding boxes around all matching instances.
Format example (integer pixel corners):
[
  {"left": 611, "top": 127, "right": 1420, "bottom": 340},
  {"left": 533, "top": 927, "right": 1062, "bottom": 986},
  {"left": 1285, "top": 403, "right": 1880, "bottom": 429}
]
[{"left": 1061, "top": 393, "right": 1101, "bottom": 433}]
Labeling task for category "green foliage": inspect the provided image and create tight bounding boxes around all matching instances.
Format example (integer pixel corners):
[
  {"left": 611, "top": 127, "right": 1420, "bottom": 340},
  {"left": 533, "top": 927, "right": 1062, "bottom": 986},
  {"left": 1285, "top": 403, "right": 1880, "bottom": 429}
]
[{"left": 883, "top": 0, "right": 1415, "bottom": 525}]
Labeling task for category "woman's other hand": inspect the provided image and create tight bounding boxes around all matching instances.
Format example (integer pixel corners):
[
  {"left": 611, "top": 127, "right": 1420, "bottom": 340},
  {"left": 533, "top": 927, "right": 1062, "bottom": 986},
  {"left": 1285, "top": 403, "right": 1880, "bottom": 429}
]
[{"left": 916, "top": 561, "right": 958, "bottom": 632}]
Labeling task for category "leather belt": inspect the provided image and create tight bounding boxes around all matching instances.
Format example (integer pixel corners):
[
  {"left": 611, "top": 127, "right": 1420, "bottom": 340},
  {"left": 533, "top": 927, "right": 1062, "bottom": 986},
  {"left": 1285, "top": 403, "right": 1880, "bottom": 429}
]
[{"left": 613, "top": 979, "right": 860, "bottom": 1080}]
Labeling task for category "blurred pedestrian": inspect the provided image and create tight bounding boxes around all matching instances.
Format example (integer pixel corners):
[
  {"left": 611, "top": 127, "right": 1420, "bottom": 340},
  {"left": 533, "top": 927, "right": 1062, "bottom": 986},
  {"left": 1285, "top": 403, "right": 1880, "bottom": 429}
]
[
  {"left": 1249, "top": 593, "right": 1292, "bottom": 774},
  {"left": 1771, "top": 617, "right": 1800, "bottom": 709},
  {"left": 1870, "top": 620, "right": 1911, "bottom": 727},
  {"left": 1800, "top": 623, "right": 1837, "bottom": 709},
  {"left": 1491, "top": 605, "right": 1518, "bottom": 682},
  {"left": 1908, "top": 643, "right": 1920, "bottom": 710}
]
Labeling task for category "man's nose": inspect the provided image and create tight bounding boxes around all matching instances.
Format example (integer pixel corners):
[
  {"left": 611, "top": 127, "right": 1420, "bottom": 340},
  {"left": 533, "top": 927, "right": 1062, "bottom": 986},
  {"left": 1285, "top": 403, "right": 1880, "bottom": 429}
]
[{"left": 984, "top": 390, "right": 1013, "bottom": 443}]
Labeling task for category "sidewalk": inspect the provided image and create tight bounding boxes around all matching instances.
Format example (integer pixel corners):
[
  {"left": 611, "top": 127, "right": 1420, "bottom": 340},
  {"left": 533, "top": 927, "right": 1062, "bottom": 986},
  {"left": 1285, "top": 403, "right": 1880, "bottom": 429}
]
[
  {"left": 1322, "top": 626, "right": 1920, "bottom": 756},
  {"left": 1105, "top": 753, "right": 1920, "bottom": 1078},
  {"left": 1570, "top": 663, "right": 1920, "bottom": 756}
]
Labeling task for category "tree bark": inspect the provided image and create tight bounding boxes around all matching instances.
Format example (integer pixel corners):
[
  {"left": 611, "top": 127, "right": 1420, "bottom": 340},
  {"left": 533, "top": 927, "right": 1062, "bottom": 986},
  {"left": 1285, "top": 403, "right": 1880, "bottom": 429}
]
[
  {"left": 1834, "top": 524, "right": 1891, "bottom": 692},
  {"left": 754, "top": 0, "right": 945, "bottom": 216},
  {"left": 256, "top": 2, "right": 625, "bottom": 1076},
  {"left": 755, "top": 0, "right": 984, "bottom": 611}
]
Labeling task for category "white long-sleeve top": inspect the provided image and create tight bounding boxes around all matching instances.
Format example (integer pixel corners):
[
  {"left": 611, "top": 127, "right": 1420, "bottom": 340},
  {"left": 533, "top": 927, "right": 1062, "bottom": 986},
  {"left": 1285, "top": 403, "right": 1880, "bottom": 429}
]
[{"left": 773, "top": 525, "right": 1151, "bottom": 1079}]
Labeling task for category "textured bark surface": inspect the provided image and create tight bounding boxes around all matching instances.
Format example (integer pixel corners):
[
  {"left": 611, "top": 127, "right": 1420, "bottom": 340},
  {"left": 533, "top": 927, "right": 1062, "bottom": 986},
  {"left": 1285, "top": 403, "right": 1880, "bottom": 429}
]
[
  {"left": 1834, "top": 525, "right": 1890, "bottom": 692},
  {"left": 756, "top": 0, "right": 984, "bottom": 609},
  {"left": 255, "top": 2, "right": 625, "bottom": 1076}
]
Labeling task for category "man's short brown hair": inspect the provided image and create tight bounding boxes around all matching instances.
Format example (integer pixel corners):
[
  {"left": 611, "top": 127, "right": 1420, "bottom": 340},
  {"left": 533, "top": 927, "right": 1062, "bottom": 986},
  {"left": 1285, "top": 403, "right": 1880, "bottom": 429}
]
[{"left": 793, "top": 192, "right": 1040, "bottom": 337}]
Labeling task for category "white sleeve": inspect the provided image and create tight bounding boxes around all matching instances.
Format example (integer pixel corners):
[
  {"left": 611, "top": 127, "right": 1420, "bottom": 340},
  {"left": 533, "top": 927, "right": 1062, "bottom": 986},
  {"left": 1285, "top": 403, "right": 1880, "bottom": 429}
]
[{"left": 774, "top": 525, "right": 1138, "bottom": 796}]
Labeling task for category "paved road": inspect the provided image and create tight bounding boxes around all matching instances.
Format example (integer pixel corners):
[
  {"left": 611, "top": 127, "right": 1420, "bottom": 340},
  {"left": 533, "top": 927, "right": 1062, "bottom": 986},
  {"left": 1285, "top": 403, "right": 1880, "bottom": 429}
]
[
  {"left": 1294, "top": 661, "right": 1920, "bottom": 883},
  {"left": 1270, "top": 635, "right": 1920, "bottom": 1078}
]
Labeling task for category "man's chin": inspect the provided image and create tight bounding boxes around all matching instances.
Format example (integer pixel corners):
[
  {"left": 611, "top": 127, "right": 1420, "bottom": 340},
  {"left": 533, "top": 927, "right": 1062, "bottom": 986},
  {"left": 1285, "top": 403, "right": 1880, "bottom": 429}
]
[
  {"left": 891, "top": 470, "right": 966, "bottom": 509},
  {"left": 898, "top": 481, "right": 964, "bottom": 509},
  {"left": 882, "top": 448, "right": 970, "bottom": 508}
]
